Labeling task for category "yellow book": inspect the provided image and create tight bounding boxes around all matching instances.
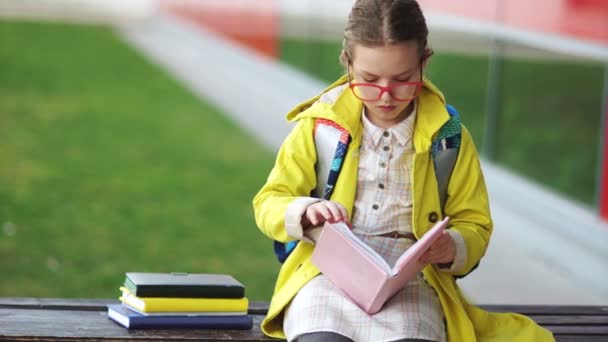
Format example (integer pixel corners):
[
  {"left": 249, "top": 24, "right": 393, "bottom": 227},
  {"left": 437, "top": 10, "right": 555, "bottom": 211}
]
[{"left": 119, "top": 287, "right": 248, "bottom": 313}]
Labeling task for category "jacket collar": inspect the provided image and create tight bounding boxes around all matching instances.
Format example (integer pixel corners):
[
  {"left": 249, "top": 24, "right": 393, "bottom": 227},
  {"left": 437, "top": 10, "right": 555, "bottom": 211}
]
[
  {"left": 413, "top": 79, "right": 450, "bottom": 152},
  {"left": 286, "top": 74, "right": 450, "bottom": 152}
]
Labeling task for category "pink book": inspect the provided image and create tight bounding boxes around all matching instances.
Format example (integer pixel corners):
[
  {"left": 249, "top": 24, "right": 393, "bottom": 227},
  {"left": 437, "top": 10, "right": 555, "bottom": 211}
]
[{"left": 311, "top": 217, "right": 450, "bottom": 315}]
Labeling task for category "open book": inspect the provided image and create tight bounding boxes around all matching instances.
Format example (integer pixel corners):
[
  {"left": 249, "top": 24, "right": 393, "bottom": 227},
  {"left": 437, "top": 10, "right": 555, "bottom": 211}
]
[{"left": 311, "top": 217, "right": 450, "bottom": 315}]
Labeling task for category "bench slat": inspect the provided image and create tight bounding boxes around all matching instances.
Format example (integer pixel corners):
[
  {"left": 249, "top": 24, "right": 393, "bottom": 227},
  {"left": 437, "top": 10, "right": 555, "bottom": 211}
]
[
  {"left": 553, "top": 336, "right": 608, "bottom": 342},
  {"left": 0, "top": 298, "right": 270, "bottom": 315},
  {"left": 0, "top": 308, "right": 274, "bottom": 341},
  {"left": 2, "top": 298, "right": 607, "bottom": 317},
  {"left": 544, "top": 325, "right": 608, "bottom": 335},
  {"left": 481, "top": 305, "right": 608, "bottom": 316},
  {"left": 529, "top": 315, "right": 608, "bottom": 325},
  {"left": 1, "top": 298, "right": 607, "bottom": 341},
  {"left": 0, "top": 298, "right": 118, "bottom": 311}
]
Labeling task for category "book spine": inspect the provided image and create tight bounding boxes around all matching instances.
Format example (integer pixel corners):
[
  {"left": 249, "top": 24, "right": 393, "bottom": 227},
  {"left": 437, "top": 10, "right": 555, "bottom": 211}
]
[
  {"left": 134, "top": 286, "right": 245, "bottom": 299},
  {"left": 122, "top": 295, "right": 249, "bottom": 313},
  {"left": 129, "top": 315, "right": 253, "bottom": 329},
  {"left": 361, "top": 276, "right": 387, "bottom": 315}
]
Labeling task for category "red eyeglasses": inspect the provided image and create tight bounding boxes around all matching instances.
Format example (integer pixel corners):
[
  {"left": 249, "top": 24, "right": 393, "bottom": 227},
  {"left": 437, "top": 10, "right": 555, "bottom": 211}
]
[{"left": 347, "top": 66, "right": 423, "bottom": 102}]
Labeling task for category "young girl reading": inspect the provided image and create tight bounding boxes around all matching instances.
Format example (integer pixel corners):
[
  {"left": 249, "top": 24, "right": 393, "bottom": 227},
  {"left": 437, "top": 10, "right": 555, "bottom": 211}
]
[{"left": 253, "top": 0, "right": 555, "bottom": 341}]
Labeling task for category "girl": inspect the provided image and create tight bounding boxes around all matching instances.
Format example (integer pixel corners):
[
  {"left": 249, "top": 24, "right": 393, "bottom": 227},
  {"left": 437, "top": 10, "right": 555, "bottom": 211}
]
[{"left": 253, "top": 0, "right": 554, "bottom": 341}]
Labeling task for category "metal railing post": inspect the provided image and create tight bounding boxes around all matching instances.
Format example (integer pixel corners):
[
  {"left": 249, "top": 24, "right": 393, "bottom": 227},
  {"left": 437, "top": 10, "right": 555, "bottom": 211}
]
[
  {"left": 482, "top": 40, "right": 503, "bottom": 160},
  {"left": 598, "top": 64, "right": 608, "bottom": 221}
]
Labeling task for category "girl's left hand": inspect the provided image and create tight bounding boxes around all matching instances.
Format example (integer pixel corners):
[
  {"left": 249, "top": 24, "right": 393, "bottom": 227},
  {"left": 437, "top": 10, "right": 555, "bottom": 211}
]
[{"left": 419, "top": 231, "right": 456, "bottom": 265}]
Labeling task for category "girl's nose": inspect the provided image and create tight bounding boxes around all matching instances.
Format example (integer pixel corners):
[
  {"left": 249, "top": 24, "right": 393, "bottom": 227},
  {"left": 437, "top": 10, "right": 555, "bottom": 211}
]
[{"left": 380, "top": 88, "right": 393, "bottom": 101}]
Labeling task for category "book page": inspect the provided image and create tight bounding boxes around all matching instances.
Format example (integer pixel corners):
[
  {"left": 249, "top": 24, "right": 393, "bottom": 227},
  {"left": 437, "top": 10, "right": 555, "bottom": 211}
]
[{"left": 332, "top": 222, "right": 393, "bottom": 274}]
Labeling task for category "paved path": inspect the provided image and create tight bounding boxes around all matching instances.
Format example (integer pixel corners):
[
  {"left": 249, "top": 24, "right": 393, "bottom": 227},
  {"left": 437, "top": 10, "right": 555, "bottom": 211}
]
[{"left": 118, "top": 14, "right": 608, "bottom": 305}]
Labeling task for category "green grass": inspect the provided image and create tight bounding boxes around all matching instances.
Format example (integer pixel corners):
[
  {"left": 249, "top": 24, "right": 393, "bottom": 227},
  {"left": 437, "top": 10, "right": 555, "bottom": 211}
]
[
  {"left": 279, "top": 38, "right": 603, "bottom": 206},
  {"left": 279, "top": 39, "right": 346, "bottom": 88},
  {"left": 0, "top": 20, "right": 279, "bottom": 300},
  {"left": 495, "top": 59, "right": 603, "bottom": 205}
]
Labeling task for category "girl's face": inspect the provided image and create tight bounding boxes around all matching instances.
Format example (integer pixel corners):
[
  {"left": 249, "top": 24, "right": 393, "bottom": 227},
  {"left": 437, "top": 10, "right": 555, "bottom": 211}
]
[{"left": 350, "top": 41, "right": 424, "bottom": 129}]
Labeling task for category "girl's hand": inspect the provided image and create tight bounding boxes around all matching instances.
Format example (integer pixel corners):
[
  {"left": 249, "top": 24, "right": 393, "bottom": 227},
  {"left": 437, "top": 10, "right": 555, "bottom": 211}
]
[
  {"left": 419, "top": 230, "right": 456, "bottom": 265},
  {"left": 302, "top": 200, "right": 349, "bottom": 229}
]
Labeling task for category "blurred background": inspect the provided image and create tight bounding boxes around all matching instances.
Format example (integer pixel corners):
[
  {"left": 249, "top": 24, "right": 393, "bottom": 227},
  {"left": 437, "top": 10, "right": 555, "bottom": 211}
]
[{"left": 1, "top": 0, "right": 607, "bottom": 304}]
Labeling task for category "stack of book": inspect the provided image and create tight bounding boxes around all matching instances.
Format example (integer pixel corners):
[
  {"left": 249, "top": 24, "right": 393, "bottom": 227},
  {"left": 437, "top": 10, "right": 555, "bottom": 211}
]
[{"left": 107, "top": 272, "right": 253, "bottom": 329}]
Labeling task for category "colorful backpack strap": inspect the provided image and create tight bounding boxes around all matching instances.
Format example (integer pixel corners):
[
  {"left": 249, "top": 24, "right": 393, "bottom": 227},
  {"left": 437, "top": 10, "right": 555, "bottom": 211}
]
[
  {"left": 273, "top": 240, "right": 297, "bottom": 263},
  {"left": 431, "top": 104, "right": 462, "bottom": 213},
  {"left": 313, "top": 119, "right": 351, "bottom": 200},
  {"left": 273, "top": 118, "right": 351, "bottom": 263}
]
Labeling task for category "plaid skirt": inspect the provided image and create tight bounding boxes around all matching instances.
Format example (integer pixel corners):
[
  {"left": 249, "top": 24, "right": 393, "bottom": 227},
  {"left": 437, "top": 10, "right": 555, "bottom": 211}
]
[{"left": 284, "top": 234, "right": 446, "bottom": 342}]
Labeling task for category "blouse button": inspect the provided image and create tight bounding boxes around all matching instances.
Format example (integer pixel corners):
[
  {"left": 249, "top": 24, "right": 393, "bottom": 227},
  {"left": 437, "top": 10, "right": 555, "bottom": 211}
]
[
  {"left": 383, "top": 131, "right": 390, "bottom": 137},
  {"left": 383, "top": 146, "right": 390, "bottom": 151},
  {"left": 428, "top": 212, "right": 439, "bottom": 223},
  {"left": 379, "top": 162, "right": 387, "bottom": 168},
  {"left": 378, "top": 183, "right": 385, "bottom": 189},
  {"left": 372, "top": 204, "right": 379, "bottom": 210}
]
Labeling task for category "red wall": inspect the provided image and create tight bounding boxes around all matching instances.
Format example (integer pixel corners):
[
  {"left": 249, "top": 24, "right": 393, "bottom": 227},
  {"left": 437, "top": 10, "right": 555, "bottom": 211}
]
[
  {"left": 160, "top": 0, "right": 279, "bottom": 59},
  {"left": 419, "top": 0, "right": 608, "bottom": 44}
]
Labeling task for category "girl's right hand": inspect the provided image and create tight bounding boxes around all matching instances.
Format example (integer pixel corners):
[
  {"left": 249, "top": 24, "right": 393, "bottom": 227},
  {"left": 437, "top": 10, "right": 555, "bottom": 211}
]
[{"left": 302, "top": 200, "right": 349, "bottom": 229}]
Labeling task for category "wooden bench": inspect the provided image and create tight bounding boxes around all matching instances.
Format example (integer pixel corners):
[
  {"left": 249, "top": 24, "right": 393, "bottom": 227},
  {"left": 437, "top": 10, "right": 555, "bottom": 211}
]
[{"left": 1, "top": 298, "right": 606, "bottom": 341}]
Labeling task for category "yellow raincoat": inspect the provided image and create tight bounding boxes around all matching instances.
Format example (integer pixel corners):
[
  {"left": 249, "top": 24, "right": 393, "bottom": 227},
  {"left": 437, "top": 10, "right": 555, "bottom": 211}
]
[{"left": 253, "top": 75, "right": 555, "bottom": 341}]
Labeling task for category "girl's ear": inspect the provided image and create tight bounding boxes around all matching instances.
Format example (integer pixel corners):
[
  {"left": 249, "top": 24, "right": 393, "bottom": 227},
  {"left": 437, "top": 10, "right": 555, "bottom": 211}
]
[
  {"left": 421, "top": 47, "right": 433, "bottom": 69},
  {"left": 339, "top": 49, "right": 350, "bottom": 68},
  {"left": 422, "top": 56, "right": 430, "bottom": 69}
]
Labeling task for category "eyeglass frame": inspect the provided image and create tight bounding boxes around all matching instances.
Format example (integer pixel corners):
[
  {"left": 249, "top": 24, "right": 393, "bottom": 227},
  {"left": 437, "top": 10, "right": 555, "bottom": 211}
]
[{"left": 346, "top": 61, "right": 424, "bottom": 102}]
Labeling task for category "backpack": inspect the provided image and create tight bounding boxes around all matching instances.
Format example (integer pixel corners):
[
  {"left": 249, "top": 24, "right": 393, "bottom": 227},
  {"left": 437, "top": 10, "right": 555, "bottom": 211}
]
[{"left": 273, "top": 104, "right": 462, "bottom": 263}]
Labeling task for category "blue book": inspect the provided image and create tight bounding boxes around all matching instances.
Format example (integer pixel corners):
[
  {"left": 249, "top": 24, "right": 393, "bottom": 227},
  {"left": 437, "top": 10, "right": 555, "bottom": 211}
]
[{"left": 107, "top": 304, "right": 253, "bottom": 329}]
